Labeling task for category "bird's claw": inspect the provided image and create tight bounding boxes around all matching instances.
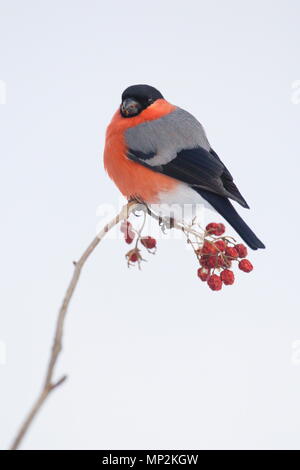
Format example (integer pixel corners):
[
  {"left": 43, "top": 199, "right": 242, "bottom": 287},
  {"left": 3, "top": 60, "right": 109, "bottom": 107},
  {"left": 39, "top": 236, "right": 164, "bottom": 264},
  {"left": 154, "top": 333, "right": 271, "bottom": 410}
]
[
  {"left": 132, "top": 207, "right": 143, "bottom": 217},
  {"left": 130, "top": 200, "right": 146, "bottom": 218},
  {"left": 159, "top": 216, "right": 175, "bottom": 233}
]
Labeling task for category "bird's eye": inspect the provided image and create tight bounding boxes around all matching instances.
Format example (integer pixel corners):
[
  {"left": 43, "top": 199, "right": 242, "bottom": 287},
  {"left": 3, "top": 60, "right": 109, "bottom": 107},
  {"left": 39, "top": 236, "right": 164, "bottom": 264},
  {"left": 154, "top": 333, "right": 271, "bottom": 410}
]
[{"left": 148, "top": 98, "right": 153, "bottom": 104}]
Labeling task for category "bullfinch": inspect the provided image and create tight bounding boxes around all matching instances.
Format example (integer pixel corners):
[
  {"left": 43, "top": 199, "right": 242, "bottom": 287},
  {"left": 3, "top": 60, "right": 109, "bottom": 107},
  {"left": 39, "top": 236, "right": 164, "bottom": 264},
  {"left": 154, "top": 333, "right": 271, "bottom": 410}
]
[{"left": 104, "top": 84, "right": 265, "bottom": 250}]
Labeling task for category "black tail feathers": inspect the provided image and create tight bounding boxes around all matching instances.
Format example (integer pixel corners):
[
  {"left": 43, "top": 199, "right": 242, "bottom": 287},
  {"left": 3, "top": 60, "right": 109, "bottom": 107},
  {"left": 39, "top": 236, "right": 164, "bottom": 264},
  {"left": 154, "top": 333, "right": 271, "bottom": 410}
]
[{"left": 198, "top": 190, "right": 265, "bottom": 250}]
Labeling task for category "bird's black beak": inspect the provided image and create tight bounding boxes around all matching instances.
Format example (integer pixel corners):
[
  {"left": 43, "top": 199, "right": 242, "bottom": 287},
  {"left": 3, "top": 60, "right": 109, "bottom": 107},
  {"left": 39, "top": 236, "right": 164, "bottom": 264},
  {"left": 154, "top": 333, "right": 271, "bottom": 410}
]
[{"left": 120, "top": 98, "right": 142, "bottom": 117}]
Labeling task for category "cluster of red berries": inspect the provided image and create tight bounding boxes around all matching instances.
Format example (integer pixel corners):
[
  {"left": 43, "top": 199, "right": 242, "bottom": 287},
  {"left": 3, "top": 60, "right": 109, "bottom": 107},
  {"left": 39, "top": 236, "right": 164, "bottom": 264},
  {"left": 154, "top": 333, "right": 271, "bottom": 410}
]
[
  {"left": 197, "top": 222, "right": 253, "bottom": 291},
  {"left": 120, "top": 218, "right": 254, "bottom": 288},
  {"left": 120, "top": 220, "right": 157, "bottom": 266}
]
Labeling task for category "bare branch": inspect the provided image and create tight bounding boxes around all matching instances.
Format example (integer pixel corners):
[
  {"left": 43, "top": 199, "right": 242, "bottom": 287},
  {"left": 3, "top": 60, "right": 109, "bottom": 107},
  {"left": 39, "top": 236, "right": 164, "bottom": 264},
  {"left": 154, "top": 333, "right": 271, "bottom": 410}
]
[{"left": 10, "top": 201, "right": 139, "bottom": 450}]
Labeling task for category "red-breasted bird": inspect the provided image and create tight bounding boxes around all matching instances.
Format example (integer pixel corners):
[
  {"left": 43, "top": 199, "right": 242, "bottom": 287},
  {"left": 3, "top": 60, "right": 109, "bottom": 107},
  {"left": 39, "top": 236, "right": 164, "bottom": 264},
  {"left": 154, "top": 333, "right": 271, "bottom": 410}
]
[{"left": 104, "top": 84, "right": 265, "bottom": 250}]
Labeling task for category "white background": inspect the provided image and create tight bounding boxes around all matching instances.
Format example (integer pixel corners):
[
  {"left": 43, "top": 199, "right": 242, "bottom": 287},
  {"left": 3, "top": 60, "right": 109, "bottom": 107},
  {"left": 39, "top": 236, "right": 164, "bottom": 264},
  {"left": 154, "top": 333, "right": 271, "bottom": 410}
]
[{"left": 1, "top": 0, "right": 300, "bottom": 450}]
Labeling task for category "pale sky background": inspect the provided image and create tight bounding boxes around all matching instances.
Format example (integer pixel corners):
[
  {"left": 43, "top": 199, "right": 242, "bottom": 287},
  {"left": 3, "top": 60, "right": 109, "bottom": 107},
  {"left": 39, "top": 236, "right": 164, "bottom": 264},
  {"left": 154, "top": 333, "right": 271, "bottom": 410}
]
[{"left": 1, "top": 0, "right": 300, "bottom": 450}]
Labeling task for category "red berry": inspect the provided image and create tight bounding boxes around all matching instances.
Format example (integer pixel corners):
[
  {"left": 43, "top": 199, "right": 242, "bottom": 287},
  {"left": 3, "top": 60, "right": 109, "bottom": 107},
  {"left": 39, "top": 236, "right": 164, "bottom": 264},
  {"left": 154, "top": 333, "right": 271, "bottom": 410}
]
[
  {"left": 215, "top": 240, "right": 226, "bottom": 252},
  {"left": 225, "top": 246, "right": 239, "bottom": 259},
  {"left": 215, "top": 223, "right": 225, "bottom": 236},
  {"left": 141, "top": 236, "right": 156, "bottom": 249},
  {"left": 205, "top": 222, "right": 218, "bottom": 234},
  {"left": 216, "top": 255, "right": 224, "bottom": 268},
  {"left": 200, "top": 255, "right": 210, "bottom": 268},
  {"left": 206, "top": 256, "right": 219, "bottom": 269},
  {"left": 202, "top": 241, "right": 218, "bottom": 255},
  {"left": 121, "top": 221, "right": 135, "bottom": 242},
  {"left": 120, "top": 220, "right": 132, "bottom": 234},
  {"left": 220, "top": 269, "right": 235, "bottom": 285},
  {"left": 211, "top": 255, "right": 224, "bottom": 268},
  {"left": 125, "top": 235, "right": 134, "bottom": 244},
  {"left": 207, "top": 274, "right": 222, "bottom": 291},
  {"left": 205, "top": 222, "right": 225, "bottom": 236},
  {"left": 235, "top": 243, "right": 248, "bottom": 258},
  {"left": 128, "top": 251, "right": 139, "bottom": 263},
  {"left": 221, "top": 257, "right": 232, "bottom": 268},
  {"left": 197, "top": 267, "right": 211, "bottom": 281},
  {"left": 126, "top": 249, "right": 140, "bottom": 264},
  {"left": 201, "top": 254, "right": 223, "bottom": 269},
  {"left": 239, "top": 259, "right": 253, "bottom": 273}
]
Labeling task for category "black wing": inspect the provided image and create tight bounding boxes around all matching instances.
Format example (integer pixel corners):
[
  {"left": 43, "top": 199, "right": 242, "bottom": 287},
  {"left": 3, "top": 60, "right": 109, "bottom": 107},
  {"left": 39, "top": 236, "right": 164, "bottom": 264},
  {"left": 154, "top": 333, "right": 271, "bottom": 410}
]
[{"left": 128, "top": 146, "right": 249, "bottom": 208}]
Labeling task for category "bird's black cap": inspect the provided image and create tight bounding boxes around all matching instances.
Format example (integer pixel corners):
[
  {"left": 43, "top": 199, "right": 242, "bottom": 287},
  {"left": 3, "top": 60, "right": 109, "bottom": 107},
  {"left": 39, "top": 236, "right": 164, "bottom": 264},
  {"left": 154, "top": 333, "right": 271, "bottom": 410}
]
[{"left": 122, "top": 84, "right": 164, "bottom": 102}]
